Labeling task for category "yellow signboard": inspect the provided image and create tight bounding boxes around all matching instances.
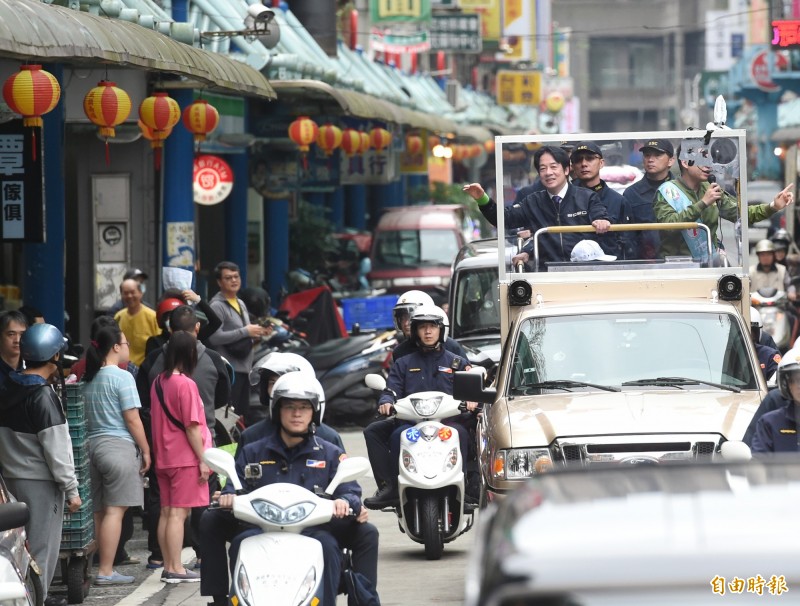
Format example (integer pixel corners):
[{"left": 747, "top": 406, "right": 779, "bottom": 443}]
[
  {"left": 496, "top": 70, "right": 541, "bottom": 106},
  {"left": 462, "top": 0, "right": 500, "bottom": 41}
]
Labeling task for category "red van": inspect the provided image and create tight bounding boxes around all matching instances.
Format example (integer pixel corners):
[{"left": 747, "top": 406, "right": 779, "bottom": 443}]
[{"left": 368, "top": 204, "right": 471, "bottom": 302}]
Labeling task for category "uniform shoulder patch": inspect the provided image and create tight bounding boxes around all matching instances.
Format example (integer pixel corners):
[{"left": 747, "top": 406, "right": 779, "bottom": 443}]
[{"left": 306, "top": 459, "right": 326, "bottom": 468}]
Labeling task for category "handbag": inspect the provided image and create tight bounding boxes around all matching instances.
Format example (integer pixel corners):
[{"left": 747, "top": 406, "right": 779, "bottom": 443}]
[{"left": 343, "top": 567, "right": 380, "bottom": 606}]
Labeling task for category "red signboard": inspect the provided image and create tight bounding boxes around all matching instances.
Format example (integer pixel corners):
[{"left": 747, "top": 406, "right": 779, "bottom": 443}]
[
  {"left": 193, "top": 154, "right": 233, "bottom": 206},
  {"left": 772, "top": 20, "right": 800, "bottom": 48},
  {"left": 749, "top": 50, "right": 787, "bottom": 92}
]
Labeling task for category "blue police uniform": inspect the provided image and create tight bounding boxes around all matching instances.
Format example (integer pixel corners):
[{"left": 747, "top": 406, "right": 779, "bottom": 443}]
[
  {"left": 200, "top": 432, "right": 377, "bottom": 606},
  {"left": 576, "top": 180, "right": 636, "bottom": 260},
  {"left": 751, "top": 401, "right": 800, "bottom": 453},
  {"left": 235, "top": 416, "right": 344, "bottom": 457},
  {"left": 392, "top": 335, "right": 466, "bottom": 362},
  {"left": 743, "top": 388, "right": 789, "bottom": 446},
  {"left": 755, "top": 344, "right": 781, "bottom": 382},
  {"left": 622, "top": 174, "right": 672, "bottom": 259}
]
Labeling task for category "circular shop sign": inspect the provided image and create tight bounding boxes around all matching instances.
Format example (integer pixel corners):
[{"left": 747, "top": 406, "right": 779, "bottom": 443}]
[
  {"left": 749, "top": 50, "right": 787, "bottom": 93},
  {"left": 193, "top": 154, "right": 233, "bottom": 206}
]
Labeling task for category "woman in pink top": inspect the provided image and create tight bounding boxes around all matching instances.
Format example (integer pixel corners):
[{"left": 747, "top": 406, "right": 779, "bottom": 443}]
[{"left": 149, "top": 331, "right": 211, "bottom": 584}]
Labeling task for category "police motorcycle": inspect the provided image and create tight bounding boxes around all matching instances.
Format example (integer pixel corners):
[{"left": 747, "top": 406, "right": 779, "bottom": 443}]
[
  {"left": 365, "top": 373, "right": 477, "bottom": 560},
  {"left": 751, "top": 287, "right": 794, "bottom": 351},
  {"left": 202, "top": 448, "right": 371, "bottom": 606}
]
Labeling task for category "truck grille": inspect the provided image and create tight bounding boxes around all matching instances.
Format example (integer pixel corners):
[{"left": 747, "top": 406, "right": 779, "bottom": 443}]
[{"left": 556, "top": 435, "right": 721, "bottom": 466}]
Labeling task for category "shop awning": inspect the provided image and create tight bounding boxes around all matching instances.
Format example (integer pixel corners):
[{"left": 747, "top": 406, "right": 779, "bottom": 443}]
[
  {"left": 0, "top": 0, "right": 275, "bottom": 100},
  {"left": 270, "top": 79, "right": 460, "bottom": 134}
]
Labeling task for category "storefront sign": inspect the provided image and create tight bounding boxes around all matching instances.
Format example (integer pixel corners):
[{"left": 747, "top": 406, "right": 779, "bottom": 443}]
[
  {"left": 193, "top": 154, "right": 233, "bottom": 206},
  {"left": 496, "top": 70, "right": 541, "bottom": 106},
  {"left": 400, "top": 147, "right": 428, "bottom": 175},
  {"left": 166, "top": 221, "right": 195, "bottom": 269},
  {"left": 430, "top": 15, "right": 482, "bottom": 53},
  {"left": 749, "top": 49, "right": 786, "bottom": 92},
  {"left": 370, "top": 0, "right": 431, "bottom": 23},
  {"left": 370, "top": 30, "right": 430, "bottom": 53},
  {"left": 0, "top": 120, "right": 44, "bottom": 242},
  {"left": 341, "top": 149, "right": 398, "bottom": 184},
  {"left": 772, "top": 20, "right": 800, "bottom": 48}
]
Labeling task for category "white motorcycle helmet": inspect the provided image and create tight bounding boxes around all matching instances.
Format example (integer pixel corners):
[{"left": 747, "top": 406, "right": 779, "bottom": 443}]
[
  {"left": 270, "top": 371, "right": 325, "bottom": 433},
  {"left": 409, "top": 304, "right": 449, "bottom": 349},
  {"left": 249, "top": 351, "right": 315, "bottom": 386},
  {"left": 393, "top": 290, "right": 435, "bottom": 332},
  {"left": 777, "top": 348, "right": 800, "bottom": 400}
]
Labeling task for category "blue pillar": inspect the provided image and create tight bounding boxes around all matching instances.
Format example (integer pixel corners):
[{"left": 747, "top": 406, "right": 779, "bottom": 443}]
[
  {"left": 162, "top": 90, "right": 195, "bottom": 275},
  {"left": 264, "top": 197, "right": 289, "bottom": 306},
  {"left": 307, "top": 192, "right": 325, "bottom": 208},
  {"left": 24, "top": 64, "right": 64, "bottom": 331},
  {"left": 171, "top": 0, "right": 188, "bottom": 21},
  {"left": 406, "top": 174, "right": 429, "bottom": 191},
  {"left": 381, "top": 181, "right": 401, "bottom": 208},
  {"left": 225, "top": 152, "right": 249, "bottom": 284},
  {"left": 327, "top": 187, "right": 344, "bottom": 230},
  {"left": 396, "top": 177, "right": 406, "bottom": 207},
  {"left": 344, "top": 184, "right": 366, "bottom": 229}
]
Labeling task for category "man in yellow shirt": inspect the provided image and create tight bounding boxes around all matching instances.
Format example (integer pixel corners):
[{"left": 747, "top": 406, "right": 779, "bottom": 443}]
[{"left": 114, "top": 279, "right": 159, "bottom": 366}]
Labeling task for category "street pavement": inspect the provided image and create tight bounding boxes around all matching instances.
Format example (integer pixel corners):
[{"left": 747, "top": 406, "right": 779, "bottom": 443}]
[{"left": 49, "top": 429, "right": 473, "bottom": 606}]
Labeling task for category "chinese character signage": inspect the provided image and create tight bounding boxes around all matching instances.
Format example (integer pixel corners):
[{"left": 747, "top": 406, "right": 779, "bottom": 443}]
[
  {"left": 772, "top": 20, "right": 800, "bottom": 48},
  {"left": 0, "top": 120, "right": 44, "bottom": 242},
  {"left": 496, "top": 70, "right": 542, "bottom": 106},
  {"left": 193, "top": 155, "right": 233, "bottom": 206},
  {"left": 431, "top": 14, "right": 482, "bottom": 53},
  {"left": 370, "top": 0, "right": 431, "bottom": 24},
  {"left": 341, "top": 148, "right": 398, "bottom": 184},
  {"left": 370, "top": 30, "right": 430, "bottom": 53}
]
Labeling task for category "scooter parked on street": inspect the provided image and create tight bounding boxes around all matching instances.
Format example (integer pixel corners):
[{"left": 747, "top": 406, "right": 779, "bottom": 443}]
[
  {"left": 365, "top": 374, "right": 475, "bottom": 560},
  {"left": 202, "top": 448, "right": 370, "bottom": 606},
  {"left": 0, "top": 500, "right": 43, "bottom": 606}
]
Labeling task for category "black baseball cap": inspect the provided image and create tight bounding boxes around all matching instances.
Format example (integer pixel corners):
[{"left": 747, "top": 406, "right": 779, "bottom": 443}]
[
  {"left": 123, "top": 268, "right": 148, "bottom": 281},
  {"left": 641, "top": 138, "right": 674, "bottom": 156},
  {"left": 571, "top": 141, "right": 603, "bottom": 159}
]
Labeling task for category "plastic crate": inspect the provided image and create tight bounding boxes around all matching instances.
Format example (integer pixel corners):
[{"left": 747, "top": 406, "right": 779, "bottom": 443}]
[
  {"left": 77, "top": 480, "right": 91, "bottom": 502},
  {"left": 73, "top": 458, "right": 90, "bottom": 483},
  {"left": 341, "top": 295, "right": 399, "bottom": 331},
  {"left": 63, "top": 500, "right": 93, "bottom": 529},
  {"left": 61, "top": 522, "right": 94, "bottom": 550},
  {"left": 72, "top": 447, "right": 90, "bottom": 469},
  {"left": 68, "top": 420, "right": 87, "bottom": 443}
]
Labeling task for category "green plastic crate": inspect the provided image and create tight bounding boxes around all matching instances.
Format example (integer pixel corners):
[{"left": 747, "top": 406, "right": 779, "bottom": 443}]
[
  {"left": 61, "top": 522, "right": 94, "bottom": 550},
  {"left": 63, "top": 500, "right": 93, "bottom": 529},
  {"left": 77, "top": 480, "right": 91, "bottom": 502},
  {"left": 72, "top": 447, "right": 90, "bottom": 469},
  {"left": 68, "top": 420, "right": 87, "bottom": 443},
  {"left": 73, "top": 458, "right": 90, "bottom": 483}
]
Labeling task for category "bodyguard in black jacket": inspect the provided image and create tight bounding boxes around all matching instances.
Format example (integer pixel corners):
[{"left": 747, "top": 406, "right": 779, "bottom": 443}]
[{"left": 463, "top": 146, "right": 610, "bottom": 269}]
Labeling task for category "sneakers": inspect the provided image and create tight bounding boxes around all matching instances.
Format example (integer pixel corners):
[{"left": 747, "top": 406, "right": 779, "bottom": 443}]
[
  {"left": 364, "top": 484, "right": 399, "bottom": 510},
  {"left": 95, "top": 571, "right": 135, "bottom": 586},
  {"left": 161, "top": 569, "right": 201, "bottom": 584}
]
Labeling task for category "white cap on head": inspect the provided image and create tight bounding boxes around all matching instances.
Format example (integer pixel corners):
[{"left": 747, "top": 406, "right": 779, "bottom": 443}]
[{"left": 570, "top": 239, "right": 616, "bottom": 262}]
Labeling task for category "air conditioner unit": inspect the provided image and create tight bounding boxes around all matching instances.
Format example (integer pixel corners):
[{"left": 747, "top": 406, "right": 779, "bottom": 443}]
[{"left": 446, "top": 80, "right": 461, "bottom": 108}]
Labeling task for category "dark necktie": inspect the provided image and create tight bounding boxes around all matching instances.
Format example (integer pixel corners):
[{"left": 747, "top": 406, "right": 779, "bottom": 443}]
[{"left": 552, "top": 195, "right": 562, "bottom": 204}]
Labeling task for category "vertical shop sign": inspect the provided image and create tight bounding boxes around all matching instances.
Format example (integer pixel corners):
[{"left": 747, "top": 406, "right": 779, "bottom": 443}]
[{"left": 0, "top": 120, "right": 43, "bottom": 241}]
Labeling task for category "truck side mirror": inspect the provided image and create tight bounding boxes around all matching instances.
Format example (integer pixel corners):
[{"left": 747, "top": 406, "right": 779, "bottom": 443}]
[{"left": 454, "top": 369, "right": 496, "bottom": 404}]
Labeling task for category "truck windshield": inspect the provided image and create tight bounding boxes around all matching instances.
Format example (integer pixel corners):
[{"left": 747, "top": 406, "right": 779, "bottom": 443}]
[
  {"left": 452, "top": 266, "right": 500, "bottom": 336},
  {"left": 372, "top": 229, "right": 461, "bottom": 268},
  {"left": 508, "top": 312, "right": 757, "bottom": 393}
]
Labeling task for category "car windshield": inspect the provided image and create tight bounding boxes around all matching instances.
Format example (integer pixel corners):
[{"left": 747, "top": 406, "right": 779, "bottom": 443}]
[
  {"left": 507, "top": 312, "right": 757, "bottom": 393},
  {"left": 372, "top": 229, "right": 461, "bottom": 268},
  {"left": 452, "top": 267, "right": 500, "bottom": 336}
]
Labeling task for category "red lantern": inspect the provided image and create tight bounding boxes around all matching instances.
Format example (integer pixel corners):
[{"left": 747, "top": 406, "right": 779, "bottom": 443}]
[
  {"left": 452, "top": 145, "right": 466, "bottom": 162},
  {"left": 468, "top": 143, "right": 482, "bottom": 158},
  {"left": 182, "top": 99, "right": 220, "bottom": 148},
  {"left": 406, "top": 134, "right": 423, "bottom": 155},
  {"left": 3, "top": 64, "right": 61, "bottom": 160},
  {"left": 341, "top": 128, "right": 362, "bottom": 156},
  {"left": 316, "top": 123, "right": 343, "bottom": 156},
  {"left": 370, "top": 127, "right": 392, "bottom": 152},
  {"left": 83, "top": 80, "right": 132, "bottom": 165},
  {"left": 484, "top": 139, "right": 495, "bottom": 154},
  {"left": 139, "top": 92, "right": 181, "bottom": 169},
  {"left": 138, "top": 119, "right": 172, "bottom": 146},
  {"left": 359, "top": 130, "right": 371, "bottom": 153},
  {"left": 428, "top": 135, "right": 440, "bottom": 152},
  {"left": 288, "top": 116, "right": 318, "bottom": 153}
]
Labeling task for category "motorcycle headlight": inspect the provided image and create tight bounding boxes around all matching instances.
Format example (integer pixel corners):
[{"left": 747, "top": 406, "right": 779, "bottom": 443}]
[
  {"left": 410, "top": 395, "right": 443, "bottom": 416},
  {"left": 493, "top": 448, "right": 553, "bottom": 480},
  {"left": 251, "top": 499, "right": 316, "bottom": 525},
  {"left": 293, "top": 565, "right": 317, "bottom": 606},
  {"left": 402, "top": 449, "right": 417, "bottom": 473},
  {"left": 443, "top": 447, "right": 459, "bottom": 471},
  {"left": 237, "top": 562, "right": 252, "bottom": 605}
]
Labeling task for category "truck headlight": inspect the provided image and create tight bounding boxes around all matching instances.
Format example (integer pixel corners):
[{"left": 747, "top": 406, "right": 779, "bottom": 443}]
[
  {"left": 251, "top": 499, "right": 315, "bottom": 524},
  {"left": 493, "top": 448, "right": 553, "bottom": 479}
]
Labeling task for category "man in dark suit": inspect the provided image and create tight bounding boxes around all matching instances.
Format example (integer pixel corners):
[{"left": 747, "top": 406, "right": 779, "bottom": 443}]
[{"left": 463, "top": 145, "right": 610, "bottom": 269}]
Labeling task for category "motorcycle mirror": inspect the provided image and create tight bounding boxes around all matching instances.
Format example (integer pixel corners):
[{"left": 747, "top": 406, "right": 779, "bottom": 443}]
[
  {"left": 0, "top": 502, "right": 28, "bottom": 533},
  {"left": 203, "top": 448, "right": 243, "bottom": 491},
  {"left": 719, "top": 441, "right": 751, "bottom": 463},
  {"left": 365, "top": 373, "right": 386, "bottom": 391},
  {"left": 325, "top": 456, "right": 371, "bottom": 496}
]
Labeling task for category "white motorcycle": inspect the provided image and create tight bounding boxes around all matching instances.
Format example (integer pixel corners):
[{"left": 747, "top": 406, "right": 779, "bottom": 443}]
[
  {"left": 751, "top": 287, "right": 794, "bottom": 351},
  {"left": 202, "top": 448, "right": 370, "bottom": 606},
  {"left": 365, "top": 374, "right": 475, "bottom": 560}
]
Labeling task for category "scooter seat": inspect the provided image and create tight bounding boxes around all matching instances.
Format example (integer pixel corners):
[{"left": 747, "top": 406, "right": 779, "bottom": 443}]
[{"left": 305, "top": 334, "right": 377, "bottom": 371}]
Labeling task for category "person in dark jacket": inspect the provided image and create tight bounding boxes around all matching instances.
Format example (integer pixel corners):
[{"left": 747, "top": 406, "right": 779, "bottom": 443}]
[
  {"left": 463, "top": 145, "right": 610, "bottom": 269},
  {"left": 622, "top": 138, "right": 675, "bottom": 259},
  {"left": 571, "top": 141, "right": 637, "bottom": 260},
  {"left": 200, "top": 373, "right": 378, "bottom": 606},
  {"left": 390, "top": 289, "right": 466, "bottom": 361},
  {"left": 0, "top": 324, "right": 80, "bottom": 606},
  {"left": 363, "top": 305, "right": 473, "bottom": 509},
  {"left": 751, "top": 349, "right": 800, "bottom": 453}
]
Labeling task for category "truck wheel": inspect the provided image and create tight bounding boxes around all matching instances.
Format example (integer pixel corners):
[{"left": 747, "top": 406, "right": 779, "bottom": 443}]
[
  {"left": 420, "top": 494, "right": 443, "bottom": 560},
  {"left": 25, "top": 566, "right": 43, "bottom": 606},
  {"left": 66, "top": 556, "right": 89, "bottom": 604}
]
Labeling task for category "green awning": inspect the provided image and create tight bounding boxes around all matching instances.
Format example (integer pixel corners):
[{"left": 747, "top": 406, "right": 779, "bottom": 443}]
[
  {"left": 270, "top": 79, "right": 459, "bottom": 134},
  {"left": 0, "top": 0, "right": 275, "bottom": 100}
]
